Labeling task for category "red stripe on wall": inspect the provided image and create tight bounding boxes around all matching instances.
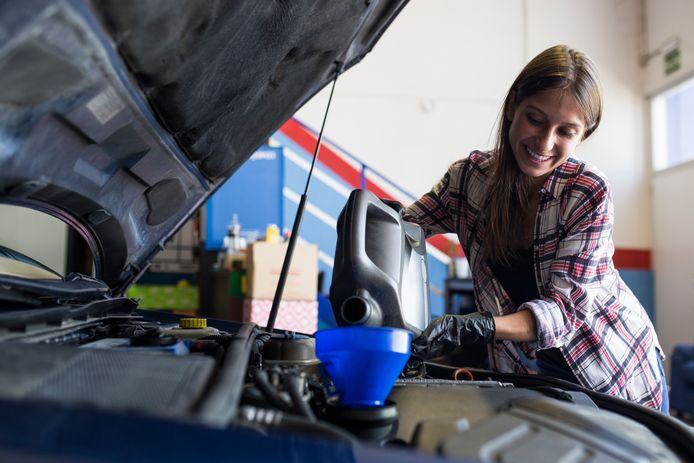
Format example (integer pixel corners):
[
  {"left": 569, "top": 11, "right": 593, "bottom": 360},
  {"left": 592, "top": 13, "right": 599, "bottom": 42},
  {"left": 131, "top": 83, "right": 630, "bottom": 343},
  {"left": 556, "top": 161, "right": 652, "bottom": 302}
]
[
  {"left": 364, "top": 179, "right": 391, "bottom": 200},
  {"left": 278, "top": 118, "right": 651, "bottom": 269},
  {"left": 279, "top": 119, "right": 362, "bottom": 189},
  {"left": 613, "top": 249, "right": 651, "bottom": 270},
  {"left": 427, "top": 235, "right": 464, "bottom": 257}
]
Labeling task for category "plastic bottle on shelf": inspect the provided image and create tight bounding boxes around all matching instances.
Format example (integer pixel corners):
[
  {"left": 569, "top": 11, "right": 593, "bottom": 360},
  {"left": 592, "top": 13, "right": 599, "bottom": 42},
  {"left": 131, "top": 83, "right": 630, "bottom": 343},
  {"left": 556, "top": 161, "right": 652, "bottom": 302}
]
[
  {"left": 265, "top": 223, "right": 280, "bottom": 243},
  {"left": 224, "top": 214, "right": 242, "bottom": 254}
]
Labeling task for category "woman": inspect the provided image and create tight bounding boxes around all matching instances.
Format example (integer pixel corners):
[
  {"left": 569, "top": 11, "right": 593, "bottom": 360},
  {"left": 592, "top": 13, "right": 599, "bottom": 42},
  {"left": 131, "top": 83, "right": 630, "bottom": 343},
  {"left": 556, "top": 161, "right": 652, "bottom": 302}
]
[{"left": 405, "top": 45, "right": 667, "bottom": 411}]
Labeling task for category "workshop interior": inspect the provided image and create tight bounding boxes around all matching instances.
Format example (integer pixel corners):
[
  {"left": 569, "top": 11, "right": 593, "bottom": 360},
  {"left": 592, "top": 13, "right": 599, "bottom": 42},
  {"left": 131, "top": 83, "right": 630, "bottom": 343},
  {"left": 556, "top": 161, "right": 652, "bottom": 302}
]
[{"left": 1, "top": 0, "right": 694, "bottom": 462}]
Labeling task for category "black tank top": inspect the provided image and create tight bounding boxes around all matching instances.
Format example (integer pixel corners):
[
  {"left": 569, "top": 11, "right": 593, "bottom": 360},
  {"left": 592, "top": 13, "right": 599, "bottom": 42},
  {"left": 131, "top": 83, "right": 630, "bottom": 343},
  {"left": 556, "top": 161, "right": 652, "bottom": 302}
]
[{"left": 489, "top": 247, "right": 578, "bottom": 383}]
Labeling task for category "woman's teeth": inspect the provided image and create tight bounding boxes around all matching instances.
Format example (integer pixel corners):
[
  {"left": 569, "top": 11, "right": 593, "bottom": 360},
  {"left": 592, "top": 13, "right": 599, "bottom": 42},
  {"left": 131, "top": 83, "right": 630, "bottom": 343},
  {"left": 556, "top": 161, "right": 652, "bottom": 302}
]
[{"left": 526, "top": 146, "right": 550, "bottom": 162}]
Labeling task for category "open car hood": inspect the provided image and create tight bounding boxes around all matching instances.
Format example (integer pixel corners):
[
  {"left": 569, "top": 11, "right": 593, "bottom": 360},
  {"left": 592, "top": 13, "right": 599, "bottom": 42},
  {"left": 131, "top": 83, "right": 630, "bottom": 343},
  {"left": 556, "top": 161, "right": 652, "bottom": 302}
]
[{"left": 0, "top": 0, "right": 407, "bottom": 293}]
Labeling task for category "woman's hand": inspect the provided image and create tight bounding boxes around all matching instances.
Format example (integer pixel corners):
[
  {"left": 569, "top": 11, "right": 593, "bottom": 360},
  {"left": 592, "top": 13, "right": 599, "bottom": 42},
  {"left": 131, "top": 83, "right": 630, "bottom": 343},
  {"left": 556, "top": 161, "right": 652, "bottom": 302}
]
[
  {"left": 411, "top": 310, "right": 539, "bottom": 360},
  {"left": 411, "top": 312, "right": 496, "bottom": 360}
]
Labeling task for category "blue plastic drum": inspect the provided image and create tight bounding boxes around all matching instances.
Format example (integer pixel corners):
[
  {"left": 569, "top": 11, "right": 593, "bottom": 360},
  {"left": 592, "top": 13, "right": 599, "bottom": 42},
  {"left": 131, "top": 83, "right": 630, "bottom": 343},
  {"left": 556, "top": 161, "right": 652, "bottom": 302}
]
[{"left": 315, "top": 326, "right": 412, "bottom": 407}]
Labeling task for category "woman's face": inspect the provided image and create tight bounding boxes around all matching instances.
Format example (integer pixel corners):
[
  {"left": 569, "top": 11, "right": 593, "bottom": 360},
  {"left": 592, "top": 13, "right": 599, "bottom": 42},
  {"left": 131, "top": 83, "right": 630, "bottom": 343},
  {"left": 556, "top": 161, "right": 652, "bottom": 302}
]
[{"left": 507, "top": 89, "right": 586, "bottom": 185}]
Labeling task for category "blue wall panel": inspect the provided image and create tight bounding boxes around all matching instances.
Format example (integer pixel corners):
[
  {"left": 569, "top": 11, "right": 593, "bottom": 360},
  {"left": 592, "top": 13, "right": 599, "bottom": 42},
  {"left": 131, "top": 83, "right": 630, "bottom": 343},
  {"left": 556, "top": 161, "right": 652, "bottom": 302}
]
[
  {"left": 283, "top": 160, "right": 351, "bottom": 218},
  {"left": 620, "top": 269, "right": 655, "bottom": 324},
  {"left": 204, "top": 146, "right": 284, "bottom": 250},
  {"left": 281, "top": 195, "right": 336, "bottom": 286},
  {"left": 426, "top": 258, "right": 447, "bottom": 318}
]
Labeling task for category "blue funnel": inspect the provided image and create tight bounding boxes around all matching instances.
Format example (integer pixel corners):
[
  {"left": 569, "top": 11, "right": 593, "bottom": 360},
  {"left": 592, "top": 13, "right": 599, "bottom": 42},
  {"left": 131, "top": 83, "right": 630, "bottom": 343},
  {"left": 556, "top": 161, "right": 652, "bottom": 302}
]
[{"left": 315, "top": 326, "right": 412, "bottom": 407}]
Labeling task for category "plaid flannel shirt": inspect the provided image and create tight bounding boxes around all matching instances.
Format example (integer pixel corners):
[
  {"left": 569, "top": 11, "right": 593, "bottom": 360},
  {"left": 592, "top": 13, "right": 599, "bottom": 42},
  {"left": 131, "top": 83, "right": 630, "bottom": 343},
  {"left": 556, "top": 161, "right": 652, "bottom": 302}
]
[{"left": 404, "top": 151, "right": 664, "bottom": 408}]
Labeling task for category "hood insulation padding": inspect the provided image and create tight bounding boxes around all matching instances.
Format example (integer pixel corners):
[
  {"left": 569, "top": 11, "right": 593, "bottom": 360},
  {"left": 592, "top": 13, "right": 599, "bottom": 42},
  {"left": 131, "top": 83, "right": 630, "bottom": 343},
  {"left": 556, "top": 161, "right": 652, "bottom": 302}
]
[{"left": 94, "top": 0, "right": 406, "bottom": 182}]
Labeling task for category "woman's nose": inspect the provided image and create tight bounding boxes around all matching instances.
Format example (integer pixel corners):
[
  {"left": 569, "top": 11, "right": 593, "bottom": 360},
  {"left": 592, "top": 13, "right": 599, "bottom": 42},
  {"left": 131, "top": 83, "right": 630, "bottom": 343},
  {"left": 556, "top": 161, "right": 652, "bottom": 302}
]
[{"left": 537, "top": 129, "right": 556, "bottom": 152}]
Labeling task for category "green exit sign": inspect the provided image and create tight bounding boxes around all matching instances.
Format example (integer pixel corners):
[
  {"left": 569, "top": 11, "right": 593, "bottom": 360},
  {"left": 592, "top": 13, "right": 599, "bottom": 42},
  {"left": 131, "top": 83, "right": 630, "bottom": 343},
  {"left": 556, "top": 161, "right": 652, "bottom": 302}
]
[{"left": 665, "top": 48, "right": 681, "bottom": 76}]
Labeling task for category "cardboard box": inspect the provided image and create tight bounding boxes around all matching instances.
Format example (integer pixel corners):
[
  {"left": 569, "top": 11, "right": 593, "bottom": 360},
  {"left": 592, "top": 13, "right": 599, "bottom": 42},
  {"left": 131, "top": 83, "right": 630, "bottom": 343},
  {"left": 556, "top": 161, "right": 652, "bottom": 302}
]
[
  {"left": 246, "top": 242, "right": 318, "bottom": 300},
  {"left": 243, "top": 298, "right": 318, "bottom": 333}
]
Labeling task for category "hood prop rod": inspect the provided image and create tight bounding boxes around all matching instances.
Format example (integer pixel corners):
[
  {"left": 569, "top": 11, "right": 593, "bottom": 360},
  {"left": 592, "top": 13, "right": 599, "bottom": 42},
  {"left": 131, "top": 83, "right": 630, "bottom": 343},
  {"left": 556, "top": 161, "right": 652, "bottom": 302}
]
[{"left": 266, "top": 66, "right": 341, "bottom": 333}]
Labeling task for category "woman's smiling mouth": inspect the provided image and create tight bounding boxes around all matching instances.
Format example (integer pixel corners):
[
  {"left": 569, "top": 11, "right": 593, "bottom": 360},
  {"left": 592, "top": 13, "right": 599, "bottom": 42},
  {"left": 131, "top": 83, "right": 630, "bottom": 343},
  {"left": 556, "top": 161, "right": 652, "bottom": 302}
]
[{"left": 524, "top": 144, "right": 552, "bottom": 163}]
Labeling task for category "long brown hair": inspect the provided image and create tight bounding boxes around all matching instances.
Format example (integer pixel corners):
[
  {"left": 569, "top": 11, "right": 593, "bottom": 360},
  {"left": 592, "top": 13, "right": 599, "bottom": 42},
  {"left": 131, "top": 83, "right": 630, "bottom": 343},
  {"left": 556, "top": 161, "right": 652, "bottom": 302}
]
[{"left": 484, "top": 45, "right": 603, "bottom": 264}]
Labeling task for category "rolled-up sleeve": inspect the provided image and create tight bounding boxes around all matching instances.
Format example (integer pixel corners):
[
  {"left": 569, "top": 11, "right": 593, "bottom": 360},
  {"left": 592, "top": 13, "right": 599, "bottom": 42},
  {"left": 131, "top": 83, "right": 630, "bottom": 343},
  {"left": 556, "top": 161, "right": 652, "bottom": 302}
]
[{"left": 521, "top": 179, "right": 613, "bottom": 349}]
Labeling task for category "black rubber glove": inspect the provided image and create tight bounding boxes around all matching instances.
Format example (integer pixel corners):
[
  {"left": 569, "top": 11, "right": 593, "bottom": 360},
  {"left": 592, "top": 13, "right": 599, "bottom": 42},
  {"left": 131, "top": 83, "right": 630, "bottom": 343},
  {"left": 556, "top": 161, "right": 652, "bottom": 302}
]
[{"left": 411, "top": 312, "right": 496, "bottom": 360}]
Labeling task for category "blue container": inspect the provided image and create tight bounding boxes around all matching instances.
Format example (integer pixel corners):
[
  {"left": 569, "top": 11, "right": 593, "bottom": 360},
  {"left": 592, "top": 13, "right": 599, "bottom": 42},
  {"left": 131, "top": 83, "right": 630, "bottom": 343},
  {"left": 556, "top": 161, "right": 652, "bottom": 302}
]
[{"left": 315, "top": 326, "right": 412, "bottom": 407}]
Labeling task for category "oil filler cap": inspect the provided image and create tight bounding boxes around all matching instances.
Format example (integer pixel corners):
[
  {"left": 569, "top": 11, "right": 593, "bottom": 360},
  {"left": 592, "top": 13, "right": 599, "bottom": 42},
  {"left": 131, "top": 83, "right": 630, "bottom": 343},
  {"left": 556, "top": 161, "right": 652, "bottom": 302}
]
[{"left": 179, "top": 318, "right": 207, "bottom": 329}]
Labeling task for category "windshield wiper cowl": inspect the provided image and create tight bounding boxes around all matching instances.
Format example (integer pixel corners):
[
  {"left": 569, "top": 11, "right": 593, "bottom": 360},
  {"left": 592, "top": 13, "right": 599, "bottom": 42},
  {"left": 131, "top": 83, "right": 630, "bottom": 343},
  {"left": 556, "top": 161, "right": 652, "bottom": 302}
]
[{"left": 0, "top": 272, "right": 111, "bottom": 304}]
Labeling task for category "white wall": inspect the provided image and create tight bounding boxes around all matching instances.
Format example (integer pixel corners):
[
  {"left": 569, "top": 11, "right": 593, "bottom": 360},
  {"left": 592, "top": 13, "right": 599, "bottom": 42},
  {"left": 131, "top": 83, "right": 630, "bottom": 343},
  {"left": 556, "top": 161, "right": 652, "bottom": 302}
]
[
  {"left": 298, "top": 0, "right": 522, "bottom": 198},
  {"left": 644, "top": 0, "right": 694, "bottom": 95},
  {"left": 645, "top": 0, "right": 694, "bottom": 363},
  {"left": 0, "top": 204, "right": 67, "bottom": 274},
  {"left": 652, "top": 165, "right": 694, "bottom": 365},
  {"left": 297, "top": 0, "right": 651, "bottom": 248}
]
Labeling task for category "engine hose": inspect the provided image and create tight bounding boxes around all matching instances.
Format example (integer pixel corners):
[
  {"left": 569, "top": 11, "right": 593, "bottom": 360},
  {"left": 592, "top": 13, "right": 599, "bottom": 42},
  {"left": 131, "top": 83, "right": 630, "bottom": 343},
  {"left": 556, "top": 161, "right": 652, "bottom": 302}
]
[
  {"left": 453, "top": 367, "right": 474, "bottom": 381},
  {"left": 284, "top": 374, "right": 316, "bottom": 422},
  {"left": 253, "top": 369, "right": 292, "bottom": 412},
  {"left": 198, "top": 334, "right": 234, "bottom": 347}
]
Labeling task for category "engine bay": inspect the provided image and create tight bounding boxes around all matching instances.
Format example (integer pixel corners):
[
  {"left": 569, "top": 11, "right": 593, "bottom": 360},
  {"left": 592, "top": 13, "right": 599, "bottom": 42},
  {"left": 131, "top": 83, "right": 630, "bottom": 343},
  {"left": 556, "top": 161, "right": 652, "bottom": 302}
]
[{"left": 0, "top": 305, "right": 684, "bottom": 462}]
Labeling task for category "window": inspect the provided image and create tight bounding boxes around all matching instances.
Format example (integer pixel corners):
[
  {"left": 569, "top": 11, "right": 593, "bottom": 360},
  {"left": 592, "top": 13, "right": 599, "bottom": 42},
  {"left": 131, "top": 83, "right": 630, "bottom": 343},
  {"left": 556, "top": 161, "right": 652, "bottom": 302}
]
[{"left": 651, "top": 76, "right": 694, "bottom": 171}]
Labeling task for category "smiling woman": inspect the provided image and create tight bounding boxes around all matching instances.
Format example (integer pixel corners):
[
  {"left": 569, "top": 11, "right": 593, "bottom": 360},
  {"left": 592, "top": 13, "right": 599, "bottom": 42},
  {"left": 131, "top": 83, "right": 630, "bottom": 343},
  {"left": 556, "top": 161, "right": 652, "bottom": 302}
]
[{"left": 404, "top": 45, "right": 667, "bottom": 412}]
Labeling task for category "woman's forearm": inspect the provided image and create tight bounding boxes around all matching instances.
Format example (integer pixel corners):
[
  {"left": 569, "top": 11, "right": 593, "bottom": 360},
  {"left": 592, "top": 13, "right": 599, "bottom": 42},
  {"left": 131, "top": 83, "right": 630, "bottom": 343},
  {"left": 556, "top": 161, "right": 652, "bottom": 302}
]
[{"left": 493, "top": 310, "right": 537, "bottom": 342}]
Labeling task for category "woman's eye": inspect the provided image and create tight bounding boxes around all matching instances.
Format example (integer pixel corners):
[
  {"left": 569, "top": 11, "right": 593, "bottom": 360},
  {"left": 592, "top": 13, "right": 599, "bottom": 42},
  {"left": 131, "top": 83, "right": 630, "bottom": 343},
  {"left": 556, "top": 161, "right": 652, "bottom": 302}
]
[
  {"left": 559, "top": 129, "right": 577, "bottom": 138},
  {"left": 526, "top": 114, "right": 541, "bottom": 125}
]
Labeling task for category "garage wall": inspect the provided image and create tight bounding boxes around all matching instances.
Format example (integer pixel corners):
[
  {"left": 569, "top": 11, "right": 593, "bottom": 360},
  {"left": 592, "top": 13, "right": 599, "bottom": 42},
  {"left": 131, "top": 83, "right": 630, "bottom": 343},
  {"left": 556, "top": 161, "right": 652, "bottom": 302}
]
[
  {"left": 644, "top": 0, "right": 694, "bottom": 363},
  {"left": 296, "top": 0, "right": 650, "bottom": 249},
  {"left": 643, "top": 0, "right": 694, "bottom": 95},
  {"left": 0, "top": 204, "right": 68, "bottom": 275}
]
